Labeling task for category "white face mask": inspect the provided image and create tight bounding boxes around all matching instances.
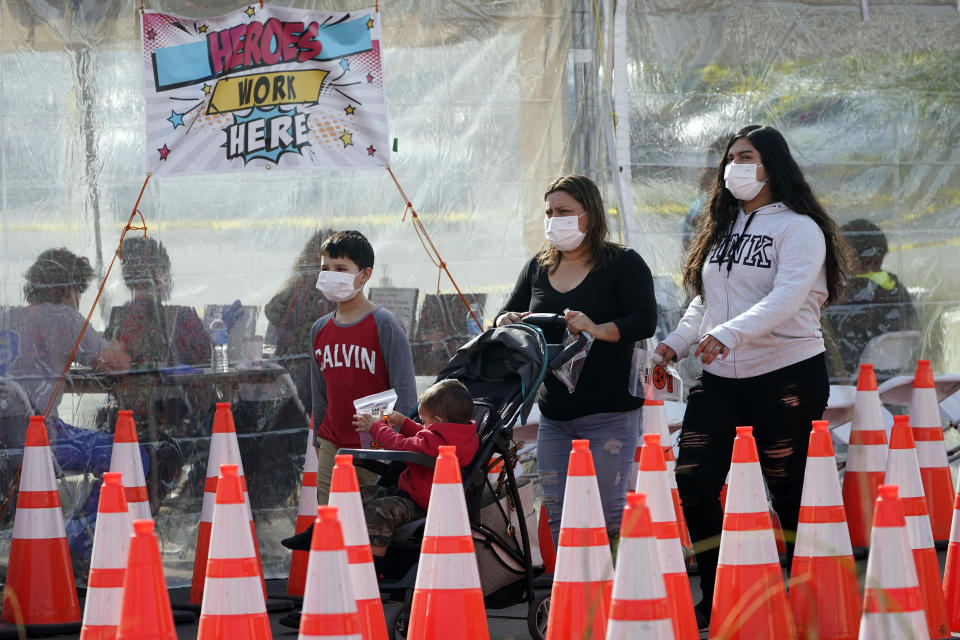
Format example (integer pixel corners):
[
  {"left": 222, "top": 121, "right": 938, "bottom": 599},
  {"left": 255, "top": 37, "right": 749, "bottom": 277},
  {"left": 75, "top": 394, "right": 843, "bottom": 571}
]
[
  {"left": 315, "top": 270, "right": 361, "bottom": 302},
  {"left": 724, "top": 163, "right": 767, "bottom": 201},
  {"left": 544, "top": 215, "right": 586, "bottom": 252}
]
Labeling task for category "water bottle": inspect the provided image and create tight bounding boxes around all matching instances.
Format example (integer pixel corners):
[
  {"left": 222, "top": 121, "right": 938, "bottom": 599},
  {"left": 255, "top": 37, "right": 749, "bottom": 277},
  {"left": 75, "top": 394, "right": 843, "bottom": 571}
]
[
  {"left": 466, "top": 303, "right": 483, "bottom": 336},
  {"left": 210, "top": 312, "right": 229, "bottom": 372}
]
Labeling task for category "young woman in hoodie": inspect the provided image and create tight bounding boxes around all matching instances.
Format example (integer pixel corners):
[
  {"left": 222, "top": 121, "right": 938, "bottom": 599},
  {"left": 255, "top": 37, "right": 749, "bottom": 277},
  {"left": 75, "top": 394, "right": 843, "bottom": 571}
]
[{"left": 655, "top": 125, "right": 849, "bottom": 626}]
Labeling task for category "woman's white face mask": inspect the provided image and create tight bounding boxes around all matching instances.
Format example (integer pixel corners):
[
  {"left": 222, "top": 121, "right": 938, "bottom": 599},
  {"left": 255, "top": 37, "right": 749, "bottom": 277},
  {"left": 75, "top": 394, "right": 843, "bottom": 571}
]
[
  {"left": 544, "top": 214, "right": 586, "bottom": 252},
  {"left": 315, "top": 270, "right": 361, "bottom": 302},
  {"left": 724, "top": 162, "right": 767, "bottom": 201}
]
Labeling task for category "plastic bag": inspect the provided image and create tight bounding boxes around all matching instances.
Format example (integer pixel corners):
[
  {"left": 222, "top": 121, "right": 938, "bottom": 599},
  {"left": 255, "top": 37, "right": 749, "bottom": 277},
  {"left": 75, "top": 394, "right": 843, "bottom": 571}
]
[
  {"left": 629, "top": 343, "right": 682, "bottom": 402},
  {"left": 552, "top": 330, "right": 594, "bottom": 393},
  {"left": 353, "top": 389, "right": 398, "bottom": 448}
]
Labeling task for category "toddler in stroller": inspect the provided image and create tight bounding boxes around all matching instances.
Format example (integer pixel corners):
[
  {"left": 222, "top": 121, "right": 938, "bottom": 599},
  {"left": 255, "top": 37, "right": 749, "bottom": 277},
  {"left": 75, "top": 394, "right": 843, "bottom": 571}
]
[{"left": 281, "top": 378, "right": 479, "bottom": 558}]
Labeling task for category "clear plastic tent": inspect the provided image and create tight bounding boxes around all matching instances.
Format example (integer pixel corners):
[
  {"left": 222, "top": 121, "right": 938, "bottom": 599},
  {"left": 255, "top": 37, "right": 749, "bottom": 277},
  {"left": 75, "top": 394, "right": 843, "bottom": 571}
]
[{"left": 1, "top": 0, "right": 960, "bottom": 585}]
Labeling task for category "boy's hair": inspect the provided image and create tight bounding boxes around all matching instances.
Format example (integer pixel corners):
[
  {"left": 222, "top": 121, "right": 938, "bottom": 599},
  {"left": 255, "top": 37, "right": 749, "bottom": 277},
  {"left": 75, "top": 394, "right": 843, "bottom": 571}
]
[
  {"left": 320, "top": 230, "right": 375, "bottom": 271},
  {"left": 24, "top": 248, "right": 95, "bottom": 304},
  {"left": 419, "top": 379, "right": 474, "bottom": 425}
]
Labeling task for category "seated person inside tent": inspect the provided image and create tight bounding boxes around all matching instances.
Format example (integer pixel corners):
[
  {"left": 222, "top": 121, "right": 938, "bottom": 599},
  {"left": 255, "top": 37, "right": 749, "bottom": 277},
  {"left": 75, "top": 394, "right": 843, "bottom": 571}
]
[
  {"left": 283, "top": 378, "right": 479, "bottom": 561},
  {"left": 103, "top": 236, "right": 211, "bottom": 435},
  {"left": 0, "top": 248, "right": 131, "bottom": 553},
  {"left": 822, "top": 218, "right": 919, "bottom": 380}
]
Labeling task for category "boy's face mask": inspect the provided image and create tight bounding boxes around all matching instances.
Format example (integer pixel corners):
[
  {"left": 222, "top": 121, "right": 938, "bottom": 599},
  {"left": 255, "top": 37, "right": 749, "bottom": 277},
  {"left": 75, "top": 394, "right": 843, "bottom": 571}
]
[{"left": 316, "top": 270, "right": 361, "bottom": 302}]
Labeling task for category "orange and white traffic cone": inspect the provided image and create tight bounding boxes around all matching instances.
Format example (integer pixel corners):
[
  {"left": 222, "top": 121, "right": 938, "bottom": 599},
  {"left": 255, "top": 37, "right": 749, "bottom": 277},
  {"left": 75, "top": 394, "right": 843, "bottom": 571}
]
[
  {"left": 858, "top": 485, "right": 929, "bottom": 639},
  {"left": 287, "top": 419, "right": 319, "bottom": 597},
  {"left": 605, "top": 492, "right": 673, "bottom": 640},
  {"left": 885, "top": 414, "right": 948, "bottom": 638},
  {"left": 942, "top": 465, "right": 960, "bottom": 633},
  {"left": 408, "top": 445, "right": 489, "bottom": 640},
  {"left": 197, "top": 464, "right": 270, "bottom": 639},
  {"left": 116, "top": 519, "right": 176, "bottom": 640},
  {"left": 327, "top": 454, "right": 388, "bottom": 640},
  {"left": 538, "top": 505, "right": 557, "bottom": 574},
  {"left": 788, "top": 421, "right": 861, "bottom": 640},
  {"left": 110, "top": 410, "right": 150, "bottom": 521},
  {"left": 1, "top": 415, "right": 82, "bottom": 625},
  {"left": 635, "top": 433, "right": 698, "bottom": 640},
  {"left": 80, "top": 472, "right": 133, "bottom": 640},
  {"left": 299, "top": 505, "right": 362, "bottom": 640},
  {"left": 190, "top": 402, "right": 265, "bottom": 604},
  {"left": 910, "top": 360, "right": 953, "bottom": 543},
  {"left": 711, "top": 426, "right": 795, "bottom": 640},
  {"left": 842, "top": 364, "right": 888, "bottom": 548},
  {"left": 546, "top": 439, "right": 613, "bottom": 640},
  {"left": 643, "top": 399, "right": 692, "bottom": 552}
]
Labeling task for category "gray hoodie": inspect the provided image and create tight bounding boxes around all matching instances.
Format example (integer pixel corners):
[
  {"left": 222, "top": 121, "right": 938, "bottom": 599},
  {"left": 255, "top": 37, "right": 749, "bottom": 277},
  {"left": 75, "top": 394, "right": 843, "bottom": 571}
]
[{"left": 662, "top": 202, "right": 827, "bottom": 378}]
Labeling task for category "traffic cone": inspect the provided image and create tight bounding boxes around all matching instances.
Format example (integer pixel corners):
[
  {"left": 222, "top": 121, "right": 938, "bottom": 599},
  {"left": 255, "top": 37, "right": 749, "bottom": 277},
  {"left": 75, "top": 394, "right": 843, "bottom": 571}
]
[
  {"left": 643, "top": 399, "right": 692, "bottom": 551},
  {"left": 1, "top": 415, "right": 82, "bottom": 625},
  {"left": 884, "top": 414, "right": 948, "bottom": 638},
  {"left": 299, "top": 506, "right": 362, "bottom": 640},
  {"left": 197, "top": 464, "right": 271, "bottom": 639},
  {"left": 327, "top": 454, "right": 388, "bottom": 640},
  {"left": 80, "top": 472, "right": 133, "bottom": 640},
  {"left": 942, "top": 468, "right": 960, "bottom": 633},
  {"left": 910, "top": 360, "right": 953, "bottom": 543},
  {"left": 711, "top": 426, "right": 794, "bottom": 639},
  {"left": 110, "top": 410, "right": 151, "bottom": 521},
  {"left": 546, "top": 439, "right": 613, "bottom": 640},
  {"left": 538, "top": 505, "right": 556, "bottom": 574},
  {"left": 842, "top": 364, "right": 888, "bottom": 548},
  {"left": 635, "top": 433, "right": 698, "bottom": 639},
  {"left": 116, "top": 519, "right": 176, "bottom": 640},
  {"left": 287, "top": 419, "right": 319, "bottom": 597},
  {"left": 605, "top": 492, "right": 673, "bottom": 640},
  {"left": 858, "top": 485, "right": 929, "bottom": 639},
  {"left": 191, "top": 403, "right": 265, "bottom": 604},
  {"left": 788, "top": 421, "right": 861, "bottom": 640},
  {"left": 408, "top": 445, "right": 489, "bottom": 640}
]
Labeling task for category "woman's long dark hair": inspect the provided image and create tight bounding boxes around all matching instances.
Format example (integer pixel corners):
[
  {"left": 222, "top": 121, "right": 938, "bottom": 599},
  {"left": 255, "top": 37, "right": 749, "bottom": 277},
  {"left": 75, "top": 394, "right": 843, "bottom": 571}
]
[{"left": 684, "top": 125, "right": 849, "bottom": 305}]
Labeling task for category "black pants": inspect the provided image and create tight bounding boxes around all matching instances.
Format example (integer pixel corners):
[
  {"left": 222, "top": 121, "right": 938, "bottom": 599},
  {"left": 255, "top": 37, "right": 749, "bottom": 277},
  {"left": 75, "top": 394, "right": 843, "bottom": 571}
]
[{"left": 676, "top": 353, "right": 829, "bottom": 606}]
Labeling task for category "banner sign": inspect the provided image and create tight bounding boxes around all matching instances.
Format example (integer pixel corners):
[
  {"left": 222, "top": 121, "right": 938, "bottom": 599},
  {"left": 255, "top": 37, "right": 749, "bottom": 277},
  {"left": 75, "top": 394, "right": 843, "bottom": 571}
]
[{"left": 142, "top": 5, "right": 389, "bottom": 176}]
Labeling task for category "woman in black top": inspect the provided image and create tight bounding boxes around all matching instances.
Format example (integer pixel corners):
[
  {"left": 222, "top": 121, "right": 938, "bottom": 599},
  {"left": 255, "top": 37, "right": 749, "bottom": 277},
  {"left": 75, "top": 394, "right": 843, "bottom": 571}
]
[{"left": 496, "top": 175, "right": 657, "bottom": 545}]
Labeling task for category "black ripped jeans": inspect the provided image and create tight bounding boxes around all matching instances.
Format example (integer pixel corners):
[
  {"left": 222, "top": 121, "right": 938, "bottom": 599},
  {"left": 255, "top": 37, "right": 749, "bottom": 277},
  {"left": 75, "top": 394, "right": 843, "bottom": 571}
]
[{"left": 675, "top": 353, "right": 829, "bottom": 607}]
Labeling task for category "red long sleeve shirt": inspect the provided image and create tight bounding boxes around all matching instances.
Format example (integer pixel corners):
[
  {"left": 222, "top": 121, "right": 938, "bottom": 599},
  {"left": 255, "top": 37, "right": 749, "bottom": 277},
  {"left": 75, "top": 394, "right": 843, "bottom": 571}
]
[{"left": 369, "top": 417, "right": 479, "bottom": 511}]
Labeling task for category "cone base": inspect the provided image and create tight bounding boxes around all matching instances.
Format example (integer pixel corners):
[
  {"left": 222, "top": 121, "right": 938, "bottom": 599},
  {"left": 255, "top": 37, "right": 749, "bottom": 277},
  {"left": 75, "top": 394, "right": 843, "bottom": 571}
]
[
  {"left": 408, "top": 588, "right": 489, "bottom": 640},
  {"left": 545, "top": 579, "right": 613, "bottom": 640},
  {"left": 788, "top": 555, "right": 861, "bottom": 640},
  {"left": 842, "top": 470, "right": 883, "bottom": 548},
  {"left": 286, "top": 549, "right": 308, "bottom": 597},
  {"left": 914, "top": 547, "right": 949, "bottom": 639},
  {"left": 2, "top": 537, "right": 81, "bottom": 624},
  {"left": 710, "top": 563, "right": 795, "bottom": 640},
  {"left": 858, "top": 611, "right": 928, "bottom": 639},
  {"left": 358, "top": 597, "right": 389, "bottom": 640},
  {"left": 198, "top": 612, "right": 272, "bottom": 638},
  {"left": 664, "top": 571, "right": 699, "bottom": 640},
  {"left": 920, "top": 467, "right": 953, "bottom": 542},
  {"left": 79, "top": 624, "right": 119, "bottom": 640},
  {"left": 944, "top": 540, "right": 960, "bottom": 632}
]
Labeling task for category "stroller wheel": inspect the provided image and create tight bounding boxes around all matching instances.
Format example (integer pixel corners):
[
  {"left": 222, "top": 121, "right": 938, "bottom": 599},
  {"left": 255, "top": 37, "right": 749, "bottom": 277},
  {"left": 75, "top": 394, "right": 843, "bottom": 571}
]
[
  {"left": 527, "top": 590, "right": 550, "bottom": 640},
  {"left": 383, "top": 600, "right": 410, "bottom": 640}
]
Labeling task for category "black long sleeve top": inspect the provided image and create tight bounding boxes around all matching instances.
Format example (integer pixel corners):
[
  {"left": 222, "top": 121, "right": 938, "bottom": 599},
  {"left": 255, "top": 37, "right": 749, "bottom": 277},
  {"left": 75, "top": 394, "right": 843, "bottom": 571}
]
[{"left": 498, "top": 247, "right": 658, "bottom": 420}]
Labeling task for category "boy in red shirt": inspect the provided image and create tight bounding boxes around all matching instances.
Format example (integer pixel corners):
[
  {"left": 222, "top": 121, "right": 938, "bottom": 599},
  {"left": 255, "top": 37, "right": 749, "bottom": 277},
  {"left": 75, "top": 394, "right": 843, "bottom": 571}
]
[
  {"left": 353, "top": 378, "right": 479, "bottom": 556},
  {"left": 307, "top": 230, "right": 417, "bottom": 505}
]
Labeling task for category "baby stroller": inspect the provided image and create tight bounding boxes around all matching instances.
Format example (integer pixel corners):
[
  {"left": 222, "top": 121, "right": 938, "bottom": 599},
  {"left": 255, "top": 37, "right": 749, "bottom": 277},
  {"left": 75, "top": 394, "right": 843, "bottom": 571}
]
[{"left": 336, "top": 316, "right": 584, "bottom": 639}]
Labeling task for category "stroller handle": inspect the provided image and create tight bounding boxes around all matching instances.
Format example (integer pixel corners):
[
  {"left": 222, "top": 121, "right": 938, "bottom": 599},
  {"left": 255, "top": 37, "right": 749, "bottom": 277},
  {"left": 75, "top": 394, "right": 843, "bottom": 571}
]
[{"left": 520, "top": 313, "right": 591, "bottom": 371}]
